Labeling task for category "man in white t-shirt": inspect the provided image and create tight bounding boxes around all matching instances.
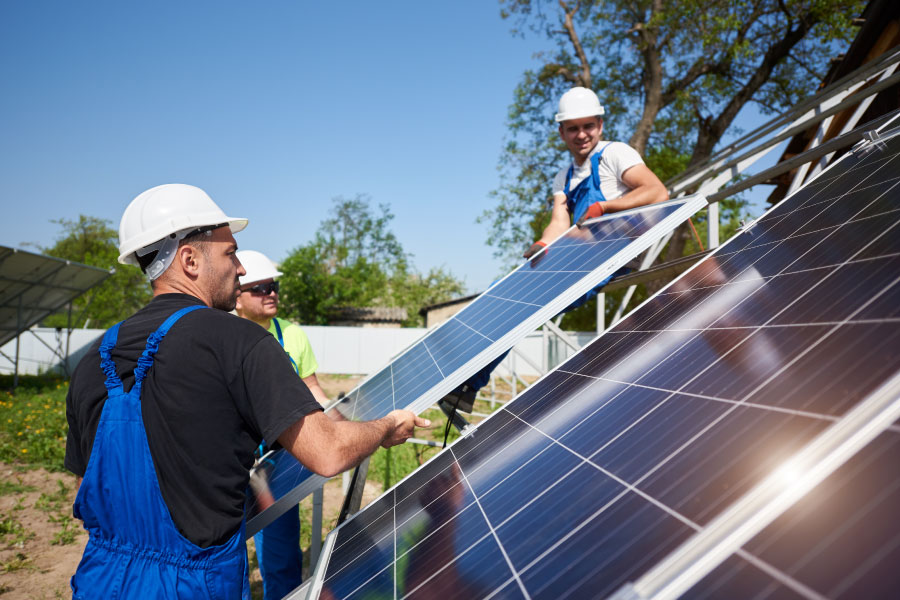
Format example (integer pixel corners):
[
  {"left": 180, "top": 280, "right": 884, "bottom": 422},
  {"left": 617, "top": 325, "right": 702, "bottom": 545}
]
[
  {"left": 523, "top": 86, "right": 669, "bottom": 261},
  {"left": 441, "top": 88, "right": 670, "bottom": 414}
]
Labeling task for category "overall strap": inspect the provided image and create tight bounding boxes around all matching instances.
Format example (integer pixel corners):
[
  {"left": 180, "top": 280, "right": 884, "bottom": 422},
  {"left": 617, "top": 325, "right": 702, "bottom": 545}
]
[
  {"left": 133, "top": 305, "right": 209, "bottom": 388},
  {"left": 564, "top": 165, "right": 575, "bottom": 197},
  {"left": 589, "top": 142, "right": 609, "bottom": 189},
  {"left": 272, "top": 318, "right": 299, "bottom": 374},
  {"left": 99, "top": 322, "right": 125, "bottom": 394},
  {"left": 273, "top": 317, "right": 285, "bottom": 346},
  {"left": 564, "top": 142, "right": 608, "bottom": 196}
]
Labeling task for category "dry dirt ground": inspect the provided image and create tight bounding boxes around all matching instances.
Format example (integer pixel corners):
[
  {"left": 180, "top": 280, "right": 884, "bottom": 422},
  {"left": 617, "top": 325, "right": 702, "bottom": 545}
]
[{"left": 0, "top": 374, "right": 366, "bottom": 599}]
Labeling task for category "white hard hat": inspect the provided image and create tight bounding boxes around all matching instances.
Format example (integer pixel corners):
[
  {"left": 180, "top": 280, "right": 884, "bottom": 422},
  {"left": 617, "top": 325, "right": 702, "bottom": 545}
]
[
  {"left": 555, "top": 87, "right": 605, "bottom": 122},
  {"left": 118, "top": 184, "right": 248, "bottom": 280},
  {"left": 236, "top": 250, "right": 282, "bottom": 287}
]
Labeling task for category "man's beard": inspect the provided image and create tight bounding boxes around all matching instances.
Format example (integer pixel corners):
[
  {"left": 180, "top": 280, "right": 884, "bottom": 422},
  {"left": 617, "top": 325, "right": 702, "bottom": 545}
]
[{"left": 209, "top": 271, "right": 239, "bottom": 312}]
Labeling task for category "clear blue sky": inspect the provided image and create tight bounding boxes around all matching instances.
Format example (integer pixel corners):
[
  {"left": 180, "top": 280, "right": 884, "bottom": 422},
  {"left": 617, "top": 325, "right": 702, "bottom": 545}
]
[
  {"left": 0, "top": 1, "right": 781, "bottom": 295},
  {"left": 0, "top": 1, "right": 556, "bottom": 292}
]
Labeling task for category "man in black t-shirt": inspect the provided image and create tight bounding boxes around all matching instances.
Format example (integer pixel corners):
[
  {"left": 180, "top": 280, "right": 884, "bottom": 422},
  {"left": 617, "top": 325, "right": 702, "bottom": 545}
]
[{"left": 66, "top": 184, "right": 428, "bottom": 599}]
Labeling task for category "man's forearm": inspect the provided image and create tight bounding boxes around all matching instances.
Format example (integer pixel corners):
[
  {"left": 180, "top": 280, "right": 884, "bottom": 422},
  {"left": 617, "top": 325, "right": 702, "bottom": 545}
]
[
  {"left": 538, "top": 202, "right": 572, "bottom": 245},
  {"left": 326, "top": 415, "right": 395, "bottom": 473},
  {"left": 278, "top": 409, "right": 425, "bottom": 478},
  {"left": 602, "top": 182, "right": 668, "bottom": 213}
]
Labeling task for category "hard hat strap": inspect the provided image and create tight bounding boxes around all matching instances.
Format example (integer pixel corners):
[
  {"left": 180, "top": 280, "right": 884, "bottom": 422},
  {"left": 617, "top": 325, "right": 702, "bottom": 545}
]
[{"left": 134, "top": 222, "right": 227, "bottom": 281}]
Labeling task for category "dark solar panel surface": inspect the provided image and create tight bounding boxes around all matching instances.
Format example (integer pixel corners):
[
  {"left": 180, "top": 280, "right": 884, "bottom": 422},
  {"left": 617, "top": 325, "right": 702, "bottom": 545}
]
[
  {"left": 246, "top": 199, "right": 706, "bottom": 534},
  {"left": 310, "top": 131, "right": 900, "bottom": 599}
]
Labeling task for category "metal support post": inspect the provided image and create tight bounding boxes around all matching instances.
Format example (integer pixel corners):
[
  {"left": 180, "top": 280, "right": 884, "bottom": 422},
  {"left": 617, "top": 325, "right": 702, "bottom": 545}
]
[
  {"left": 509, "top": 353, "right": 517, "bottom": 398},
  {"left": 65, "top": 302, "right": 73, "bottom": 376},
  {"left": 596, "top": 292, "right": 605, "bottom": 334},
  {"left": 336, "top": 456, "right": 370, "bottom": 526},
  {"left": 541, "top": 326, "right": 549, "bottom": 374},
  {"left": 13, "top": 296, "right": 22, "bottom": 388},
  {"left": 309, "top": 486, "right": 323, "bottom": 570},
  {"left": 707, "top": 202, "right": 719, "bottom": 249}
]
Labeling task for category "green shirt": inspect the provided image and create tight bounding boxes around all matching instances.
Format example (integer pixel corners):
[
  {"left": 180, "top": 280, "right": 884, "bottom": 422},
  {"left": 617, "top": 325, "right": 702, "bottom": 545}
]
[{"left": 267, "top": 317, "right": 319, "bottom": 379}]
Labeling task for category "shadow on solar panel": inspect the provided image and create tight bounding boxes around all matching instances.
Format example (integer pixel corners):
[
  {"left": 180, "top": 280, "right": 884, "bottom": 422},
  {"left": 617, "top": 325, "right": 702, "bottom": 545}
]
[
  {"left": 245, "top": 196, "right": 708, "bottom": 537},
  {"left": 304, "top": 128, "right": 900, "bottom": 599}
]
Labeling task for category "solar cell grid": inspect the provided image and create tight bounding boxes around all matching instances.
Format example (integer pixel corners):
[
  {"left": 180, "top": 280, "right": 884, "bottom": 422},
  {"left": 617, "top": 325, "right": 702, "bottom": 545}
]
[
  {"left": 307, "top": 129, "right": 900, "bottom": 599},
  {"left": 247, "top": 198, "right": 706, "bottom": 535}
]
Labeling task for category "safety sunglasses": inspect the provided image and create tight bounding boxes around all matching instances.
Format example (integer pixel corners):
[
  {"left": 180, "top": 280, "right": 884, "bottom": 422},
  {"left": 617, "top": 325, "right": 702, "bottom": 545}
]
[{"left": 242, "top": 281, "right": 279, "bottom": 295}]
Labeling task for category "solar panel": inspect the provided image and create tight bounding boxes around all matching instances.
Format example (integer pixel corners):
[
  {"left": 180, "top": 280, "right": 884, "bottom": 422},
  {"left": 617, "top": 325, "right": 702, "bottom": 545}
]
[
  {"left": 303, "top": 127, "right": 900, "bottom": 599},
  {"left": 0, "top": 245, "right": 111, "bottom": 347},
  {"left": 245, "top": 196, "right": 709, "bottom": 537}
]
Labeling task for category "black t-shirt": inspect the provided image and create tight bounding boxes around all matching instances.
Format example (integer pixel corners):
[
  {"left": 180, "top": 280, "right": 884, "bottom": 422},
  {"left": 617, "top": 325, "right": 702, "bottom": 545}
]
[{"left": 65, "top": 294, "right": 322, "bottom": 547}]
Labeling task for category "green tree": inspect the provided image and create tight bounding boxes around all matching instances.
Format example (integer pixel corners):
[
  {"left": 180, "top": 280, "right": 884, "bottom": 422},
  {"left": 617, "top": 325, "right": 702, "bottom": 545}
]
[
  {"left": 483, "top": 0, "right": 863, "bottom": 263},
  {"left": 278, "top": 195, "right": 464, "bottom": 327},
  {"left": 42, "top": 215, "right": 151, "bottom": 329}
]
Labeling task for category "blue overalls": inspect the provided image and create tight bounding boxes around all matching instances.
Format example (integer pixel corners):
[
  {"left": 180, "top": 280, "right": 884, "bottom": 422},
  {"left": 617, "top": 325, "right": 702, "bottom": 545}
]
[
  {"left": 253, "top": 318, "right": 303, "bottom": 600},
  {"left": 563, "top": 143, "right": 627, "bottom": 311},
  {"left": 71, "top": 305, "right": 251, "bottom": 600},
  {"left": 564, "top": 142, "right": 609, "bottom": 224}
]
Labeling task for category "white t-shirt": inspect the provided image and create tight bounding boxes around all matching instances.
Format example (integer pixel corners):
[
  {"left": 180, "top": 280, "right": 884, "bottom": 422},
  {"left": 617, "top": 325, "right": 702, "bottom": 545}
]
[{"left": 551, "top": 141, "right": 644, "bottom": 201}]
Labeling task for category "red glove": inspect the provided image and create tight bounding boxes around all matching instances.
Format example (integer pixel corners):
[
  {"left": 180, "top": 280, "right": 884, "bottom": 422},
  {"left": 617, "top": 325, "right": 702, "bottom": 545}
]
[
  {"left": 523, "top": 240, "right": 549, "bottom": 268},
  {"left": 576, "top": 202, "right": 605, "bottom": 227}
]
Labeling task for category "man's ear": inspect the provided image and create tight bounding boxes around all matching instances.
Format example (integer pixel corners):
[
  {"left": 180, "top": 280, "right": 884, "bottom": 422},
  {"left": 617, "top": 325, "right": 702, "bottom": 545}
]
[
  {"left": 177, "top": 244, "right": 202, "bottom": 279},
  {"left": 558, "top": 124, "right": 565, "bottom": 141},
  {"left": 598, "top": 117, "right": 603, "bottom": 136}
]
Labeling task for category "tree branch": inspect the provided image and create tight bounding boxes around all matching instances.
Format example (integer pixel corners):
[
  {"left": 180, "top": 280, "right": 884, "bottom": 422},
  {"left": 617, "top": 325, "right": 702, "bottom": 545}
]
[
  {"left": 558, "top": 0, "right": 592, "bottom": 88},
  {"left": 690, "top": 9, "right": 820, "bottom": 165}
]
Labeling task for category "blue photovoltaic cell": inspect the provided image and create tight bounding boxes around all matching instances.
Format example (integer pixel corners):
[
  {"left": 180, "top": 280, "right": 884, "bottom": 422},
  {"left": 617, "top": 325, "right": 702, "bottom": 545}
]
[
  {"left": 246, "top": 198, "right": 705, "bottom": 533},
  {"left": 310, "top": 130, "right": 900, "bottom": 598}
]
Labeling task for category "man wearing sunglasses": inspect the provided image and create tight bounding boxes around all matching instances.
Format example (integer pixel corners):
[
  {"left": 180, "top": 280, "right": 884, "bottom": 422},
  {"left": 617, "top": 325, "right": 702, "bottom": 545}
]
[{"left": 235, "top": 249, "right": 330, "bottom": 600}]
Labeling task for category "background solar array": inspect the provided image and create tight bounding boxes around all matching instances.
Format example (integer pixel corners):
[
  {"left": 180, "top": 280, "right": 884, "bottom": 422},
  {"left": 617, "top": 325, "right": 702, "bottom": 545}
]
[
  {"left": 308, "top": 130, "right": 900, "bottom": 599},
  {"left": 246, "top": 198, "right": 706, "bottom": 534}
]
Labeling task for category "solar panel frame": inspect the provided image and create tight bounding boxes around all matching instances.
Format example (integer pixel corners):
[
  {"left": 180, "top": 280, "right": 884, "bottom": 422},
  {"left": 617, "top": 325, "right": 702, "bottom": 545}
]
[
  {"left": 245, "top": 196, "right": 709, "bottom": 537},
  {"left": 302, "top": 127, "right": 900, "bottom": 600}
]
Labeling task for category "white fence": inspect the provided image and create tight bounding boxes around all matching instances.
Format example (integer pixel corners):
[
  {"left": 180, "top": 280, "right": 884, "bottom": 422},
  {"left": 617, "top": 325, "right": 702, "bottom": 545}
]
[{"left": 0, "top": 324, "right": 597, "bottom": 379}]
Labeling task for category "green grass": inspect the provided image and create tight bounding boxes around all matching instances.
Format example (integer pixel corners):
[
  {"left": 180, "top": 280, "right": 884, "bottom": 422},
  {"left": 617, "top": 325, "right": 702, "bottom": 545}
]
[
  {"left": 0, "top": 479, "right": 36, "bottom": 496},
  {"left": 0, "top": 374, "right": 69, "bottom": 471},
  {"left": 0, "top": 512, "right": 34, "bottom": 547},
  {"left": 34, "top": 480, "right": 70, "bottom": 513},
  {"left": 48, "top": 512, "right": 78, "bottom": 546},
  {"left": 1, "top": 552, "right": 34, "bottom": 573}
]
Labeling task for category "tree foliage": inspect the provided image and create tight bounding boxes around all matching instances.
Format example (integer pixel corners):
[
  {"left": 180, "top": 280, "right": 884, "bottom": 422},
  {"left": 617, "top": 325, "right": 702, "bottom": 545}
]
[
  {"left": 278, "top": 195, "right": 465, "bottom": 327},
  {"left": 42, "top": 215, "right": 151, "bottom": 329},
  {"left": 483, "top": 0, "right": 863, "bottom": 262}
]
